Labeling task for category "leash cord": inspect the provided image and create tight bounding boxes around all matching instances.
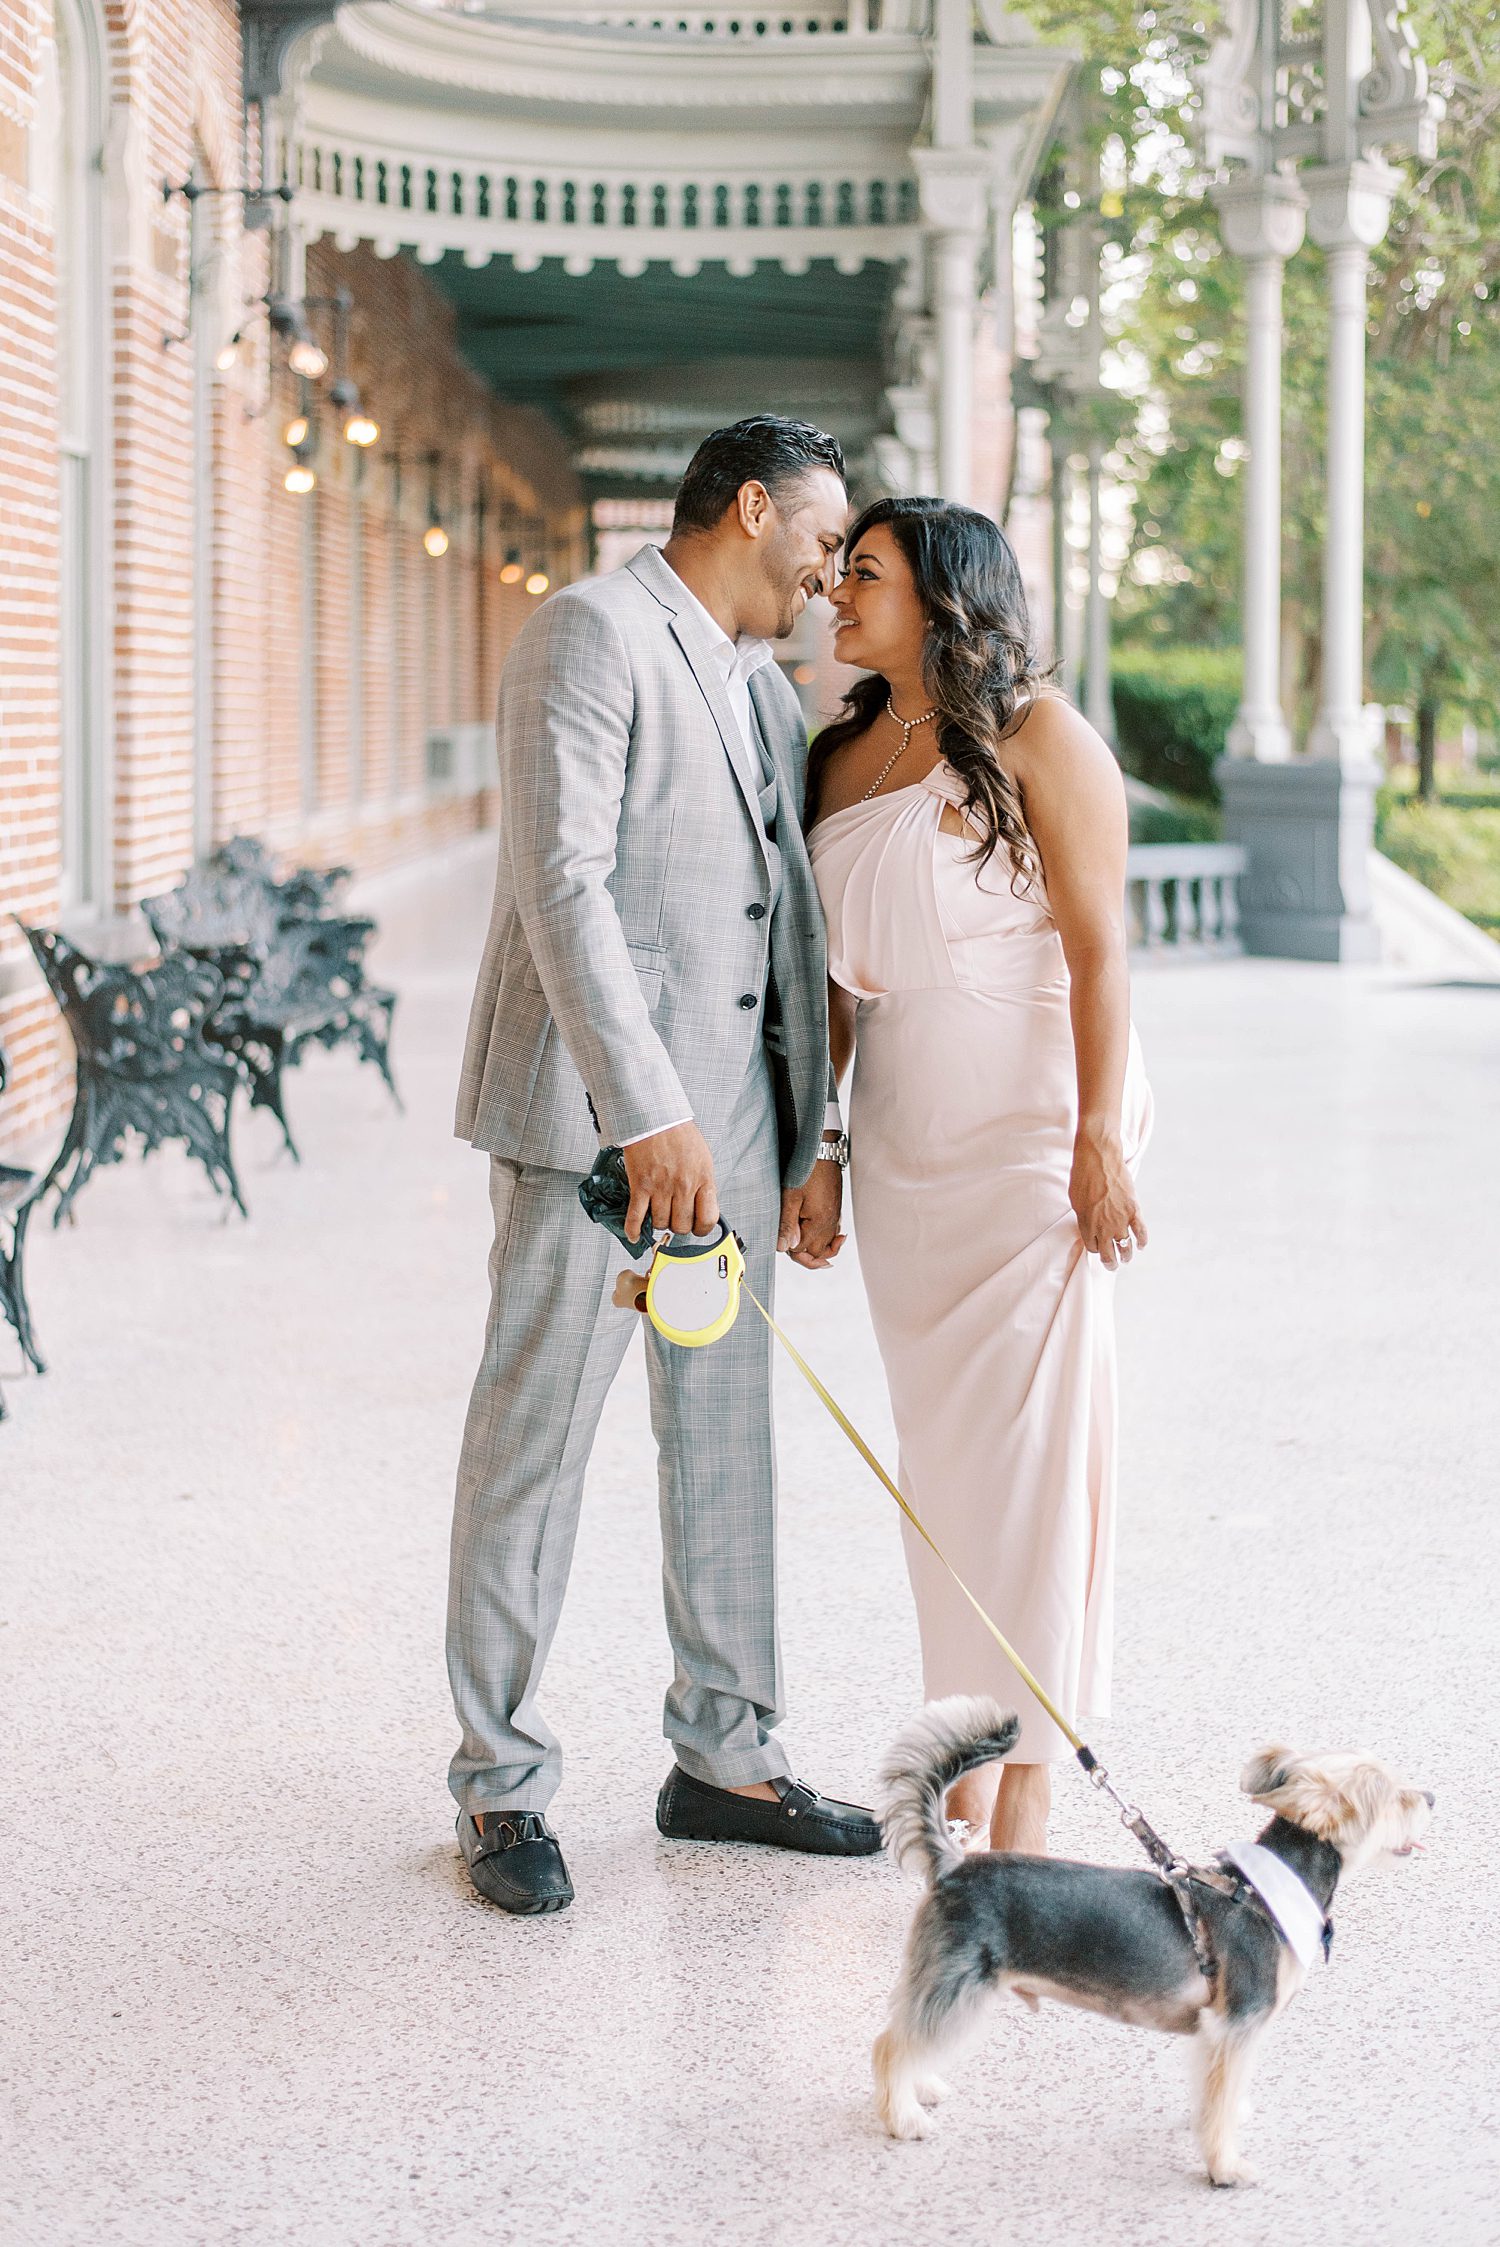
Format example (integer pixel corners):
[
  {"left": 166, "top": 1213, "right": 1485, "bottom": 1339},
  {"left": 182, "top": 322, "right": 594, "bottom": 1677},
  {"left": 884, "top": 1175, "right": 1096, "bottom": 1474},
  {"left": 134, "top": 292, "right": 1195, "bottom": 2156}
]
[
  {"left": 741, "top": 1280, "right": 1195, "bottom": 1891},
  {"left": 743, "top": 1282, "right": 1085, "bottom": 1751}
]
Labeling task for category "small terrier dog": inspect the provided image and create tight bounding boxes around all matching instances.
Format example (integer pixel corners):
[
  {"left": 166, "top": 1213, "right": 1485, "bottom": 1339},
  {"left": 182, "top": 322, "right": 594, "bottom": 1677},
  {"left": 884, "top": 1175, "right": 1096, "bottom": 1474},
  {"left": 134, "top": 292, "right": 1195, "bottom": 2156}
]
[{"left": 872, "top": 1698, "right": 1432, "bottom": 2187}]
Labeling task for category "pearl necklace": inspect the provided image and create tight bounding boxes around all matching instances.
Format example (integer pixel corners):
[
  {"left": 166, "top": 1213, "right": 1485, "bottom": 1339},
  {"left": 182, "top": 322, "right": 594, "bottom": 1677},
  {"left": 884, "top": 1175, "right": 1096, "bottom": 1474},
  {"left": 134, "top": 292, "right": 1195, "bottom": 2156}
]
[{"left": 859, "top": 700, "right": 939, "bottom": 803}]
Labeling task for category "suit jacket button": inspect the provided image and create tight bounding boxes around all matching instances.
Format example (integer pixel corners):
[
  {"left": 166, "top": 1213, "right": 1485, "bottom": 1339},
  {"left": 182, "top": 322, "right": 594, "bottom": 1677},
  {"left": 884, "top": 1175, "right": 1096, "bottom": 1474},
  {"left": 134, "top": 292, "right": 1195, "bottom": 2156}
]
[
  {"left": 746, "top": 902, "right": 766, "bottom": 920},
  {"left": 738, "top": 992, "right": 759, "bottom": 1010}
]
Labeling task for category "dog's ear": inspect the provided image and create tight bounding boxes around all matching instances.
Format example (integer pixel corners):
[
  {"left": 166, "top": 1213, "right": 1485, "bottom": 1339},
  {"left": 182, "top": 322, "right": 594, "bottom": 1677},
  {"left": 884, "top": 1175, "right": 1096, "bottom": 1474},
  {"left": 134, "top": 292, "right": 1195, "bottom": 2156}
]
[{"left": 1241, "top": 1745, "right": 1295, "bottom": 1801}]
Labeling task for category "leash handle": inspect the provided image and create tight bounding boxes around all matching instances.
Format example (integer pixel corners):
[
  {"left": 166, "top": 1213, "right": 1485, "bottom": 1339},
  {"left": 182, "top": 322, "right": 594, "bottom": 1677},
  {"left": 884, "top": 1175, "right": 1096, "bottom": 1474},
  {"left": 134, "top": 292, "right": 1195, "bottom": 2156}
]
[{"left": 743, "top": 1283, "right": 1089, "bottom": 1758}]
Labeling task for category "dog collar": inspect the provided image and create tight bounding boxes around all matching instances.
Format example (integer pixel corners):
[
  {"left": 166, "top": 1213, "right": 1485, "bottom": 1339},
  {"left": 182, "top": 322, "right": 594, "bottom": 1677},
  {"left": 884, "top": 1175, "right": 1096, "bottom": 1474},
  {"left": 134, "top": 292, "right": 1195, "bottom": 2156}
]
[{"left": 1221, "top": 1840, "right": 1332, "bottom": 1970}]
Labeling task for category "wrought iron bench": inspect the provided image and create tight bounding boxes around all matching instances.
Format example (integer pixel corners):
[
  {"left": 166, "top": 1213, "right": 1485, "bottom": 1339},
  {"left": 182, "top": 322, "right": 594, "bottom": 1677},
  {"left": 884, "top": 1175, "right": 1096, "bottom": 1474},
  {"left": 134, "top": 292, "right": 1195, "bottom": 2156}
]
[
  {"left": 142, "top": 855, "right": 401, "bottom": 1156},
  {"left": 19, "top": 925, "right": 247, "bottom": 1225},
  {"left": 141, "top": 868, "right": 283, "bottom": 959},
  {"left": 208, "top": 835, "right": 352, "bottom": 918},
  {"left": 203, "top": 914, "right": 400, "bottom": 1162},
  {"left": 0, "top": 1034, "right": 45, "bottom": 1419}
]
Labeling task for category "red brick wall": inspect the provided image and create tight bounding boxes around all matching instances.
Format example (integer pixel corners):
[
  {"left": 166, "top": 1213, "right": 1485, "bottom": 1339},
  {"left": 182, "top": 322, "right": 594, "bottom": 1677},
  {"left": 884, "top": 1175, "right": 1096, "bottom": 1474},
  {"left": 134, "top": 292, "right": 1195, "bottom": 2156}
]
[{"left": 0, "top": 9, "right": 583, "bottom": 1157}]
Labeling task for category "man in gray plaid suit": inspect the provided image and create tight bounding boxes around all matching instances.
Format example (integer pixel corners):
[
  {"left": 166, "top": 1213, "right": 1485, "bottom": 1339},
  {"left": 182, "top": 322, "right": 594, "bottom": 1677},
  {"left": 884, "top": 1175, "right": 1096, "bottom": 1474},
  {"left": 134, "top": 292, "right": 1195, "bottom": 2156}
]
[{"left": 448, "top": 418, "right": 880, "bottom": 1913}]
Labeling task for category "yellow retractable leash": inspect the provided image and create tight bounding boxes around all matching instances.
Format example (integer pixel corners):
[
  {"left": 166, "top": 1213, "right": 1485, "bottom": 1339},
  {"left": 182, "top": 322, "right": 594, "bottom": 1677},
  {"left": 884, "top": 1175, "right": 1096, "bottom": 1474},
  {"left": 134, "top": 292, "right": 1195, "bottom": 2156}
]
[{"left": 642, "top": 1223, "right": 747, "bottom": 1350}]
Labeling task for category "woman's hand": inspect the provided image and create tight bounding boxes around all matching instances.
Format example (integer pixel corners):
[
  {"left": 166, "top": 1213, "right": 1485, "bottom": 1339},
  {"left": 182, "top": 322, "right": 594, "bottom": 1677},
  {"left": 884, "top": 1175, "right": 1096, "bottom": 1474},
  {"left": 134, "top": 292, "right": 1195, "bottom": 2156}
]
[{"left": 1069, "top": 1126, "right": 1147, "bottom": 1272}]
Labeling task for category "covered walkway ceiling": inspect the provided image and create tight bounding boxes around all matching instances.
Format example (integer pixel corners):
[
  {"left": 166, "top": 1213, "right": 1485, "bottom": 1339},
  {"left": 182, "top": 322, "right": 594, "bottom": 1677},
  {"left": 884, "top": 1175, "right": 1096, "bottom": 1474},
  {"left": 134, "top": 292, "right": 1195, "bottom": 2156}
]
[{"left": 415, "top": 250, "right": 897, "bottom": 492}]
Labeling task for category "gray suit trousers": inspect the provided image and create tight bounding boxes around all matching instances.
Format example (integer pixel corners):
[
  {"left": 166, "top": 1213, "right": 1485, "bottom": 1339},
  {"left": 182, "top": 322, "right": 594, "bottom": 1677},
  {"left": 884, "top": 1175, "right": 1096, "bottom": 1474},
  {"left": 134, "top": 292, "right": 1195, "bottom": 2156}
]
[{"left": 446, "top": 1050, "right": 787, "bottom": 1813}]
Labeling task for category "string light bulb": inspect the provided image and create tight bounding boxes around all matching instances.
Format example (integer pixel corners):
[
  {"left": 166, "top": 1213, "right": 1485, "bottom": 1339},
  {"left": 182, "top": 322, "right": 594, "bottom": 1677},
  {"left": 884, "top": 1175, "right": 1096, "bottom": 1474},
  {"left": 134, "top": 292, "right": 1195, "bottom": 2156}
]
[
  {"left": 285, "top": 464, "right": 317, "bottom": 494},
  {"left": 499, "top": 552, "right": 524, "bottom": 585},
  {"left": 215, "top": 331, "right": 242, "bottom": 372},
  {"left": 329, "top": 375, "right": 379, "bottom": 448},
  {"left": 526, "top": 571, "right": 550, "bottom": 596},
  {"left": 283, "top": 414, "right": 310, "bottom": 449},
  {"left": 424, "top": 523, "right": 450, "bottom": 557},
  {"left": 288, "top": 332, "right": 328, "bottom": 379}
]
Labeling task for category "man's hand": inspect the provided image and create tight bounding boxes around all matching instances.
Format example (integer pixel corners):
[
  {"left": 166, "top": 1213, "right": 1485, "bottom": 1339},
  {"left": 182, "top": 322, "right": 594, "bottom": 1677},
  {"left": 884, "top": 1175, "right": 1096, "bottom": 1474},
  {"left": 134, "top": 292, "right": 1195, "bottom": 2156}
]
[
  {"left": 779, "top": 1150, "right": 845, "bottom": 1269},
  {"left": 623, "top": 1121, "right": 719, "bottom": 1242}
]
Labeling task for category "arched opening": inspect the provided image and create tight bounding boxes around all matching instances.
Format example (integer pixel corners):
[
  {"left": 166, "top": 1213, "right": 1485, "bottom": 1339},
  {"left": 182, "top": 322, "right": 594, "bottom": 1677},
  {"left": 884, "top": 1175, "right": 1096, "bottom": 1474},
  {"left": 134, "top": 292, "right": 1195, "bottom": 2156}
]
[{"left": 53, "top": 0, "right": 110, "bottom": 915}]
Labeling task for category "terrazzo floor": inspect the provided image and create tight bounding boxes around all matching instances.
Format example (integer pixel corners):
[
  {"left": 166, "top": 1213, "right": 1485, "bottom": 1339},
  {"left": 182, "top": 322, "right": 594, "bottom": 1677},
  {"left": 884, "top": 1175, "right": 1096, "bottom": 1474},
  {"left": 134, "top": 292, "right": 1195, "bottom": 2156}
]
[{"left": 3, "top": 836, "right": 1496, "bottom": 2246}]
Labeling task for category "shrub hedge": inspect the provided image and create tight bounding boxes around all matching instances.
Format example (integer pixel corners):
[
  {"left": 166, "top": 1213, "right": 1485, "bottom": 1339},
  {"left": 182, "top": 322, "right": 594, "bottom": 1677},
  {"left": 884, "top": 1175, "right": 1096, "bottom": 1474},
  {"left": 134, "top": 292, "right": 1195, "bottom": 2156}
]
[
  {"left": 1112, "top": 648, "right": 1241, "bottom": 802},
  {"left": 1376, "top": 789, "right": 1500, "bottom": 932}
]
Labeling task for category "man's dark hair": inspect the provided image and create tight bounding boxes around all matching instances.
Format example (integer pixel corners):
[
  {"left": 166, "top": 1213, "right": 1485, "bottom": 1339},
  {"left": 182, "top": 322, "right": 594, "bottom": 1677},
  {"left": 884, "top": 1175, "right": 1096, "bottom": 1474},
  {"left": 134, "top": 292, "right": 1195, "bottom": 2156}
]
[{"left": 672, "top": 415, "right": 847, "bottom": 534}]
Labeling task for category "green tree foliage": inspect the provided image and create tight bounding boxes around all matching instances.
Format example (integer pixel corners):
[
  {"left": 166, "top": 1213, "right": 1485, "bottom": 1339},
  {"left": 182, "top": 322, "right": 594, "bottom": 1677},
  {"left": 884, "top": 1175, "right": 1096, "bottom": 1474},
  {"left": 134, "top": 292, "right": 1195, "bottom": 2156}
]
[{"left": 1016, "top": 0, "right": 1500, "bottom": 733}]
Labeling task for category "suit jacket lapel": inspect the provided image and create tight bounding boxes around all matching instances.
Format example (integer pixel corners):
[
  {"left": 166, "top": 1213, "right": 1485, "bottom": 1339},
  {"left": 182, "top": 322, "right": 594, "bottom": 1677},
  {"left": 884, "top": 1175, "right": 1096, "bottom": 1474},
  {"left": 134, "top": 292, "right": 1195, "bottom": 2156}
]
[
  {"left": 748, "top": 668, "right": 800, "bottom": 816},
  {"left": 627, "top": 542, "right": 772, "bottom": 867},
  {"left": 667, "top": 635, "right": 772, "bottom": 871}
]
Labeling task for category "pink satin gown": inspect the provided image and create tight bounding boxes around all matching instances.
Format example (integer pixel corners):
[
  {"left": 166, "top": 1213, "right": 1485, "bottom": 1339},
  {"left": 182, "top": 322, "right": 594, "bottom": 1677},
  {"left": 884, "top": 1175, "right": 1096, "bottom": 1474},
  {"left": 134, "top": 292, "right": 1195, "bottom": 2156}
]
[{"left": 810, "top": 763, "right": 1153, "bottom": 1761}]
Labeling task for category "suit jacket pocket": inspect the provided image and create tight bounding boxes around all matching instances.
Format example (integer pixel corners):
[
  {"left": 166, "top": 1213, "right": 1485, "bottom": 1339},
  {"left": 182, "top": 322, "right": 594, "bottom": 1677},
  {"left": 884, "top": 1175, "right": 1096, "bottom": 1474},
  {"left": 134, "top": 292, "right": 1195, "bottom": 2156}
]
[{"left": 522, "top": 939, "right": 665, "bottom": 1009}]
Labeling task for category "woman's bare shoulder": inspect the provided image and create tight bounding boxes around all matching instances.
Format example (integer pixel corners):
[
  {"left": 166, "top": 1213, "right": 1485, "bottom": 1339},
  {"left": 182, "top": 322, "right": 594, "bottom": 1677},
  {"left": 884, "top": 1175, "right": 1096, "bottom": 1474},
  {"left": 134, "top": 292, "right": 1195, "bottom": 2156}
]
[{"left": 1005, "top": 688, "right": 1119, "bottom": 786}]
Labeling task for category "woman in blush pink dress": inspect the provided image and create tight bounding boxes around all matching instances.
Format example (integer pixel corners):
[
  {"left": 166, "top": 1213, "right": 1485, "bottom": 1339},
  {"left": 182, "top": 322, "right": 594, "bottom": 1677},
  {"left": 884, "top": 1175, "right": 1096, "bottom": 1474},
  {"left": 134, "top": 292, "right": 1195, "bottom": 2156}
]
[{"left": 807, "top": 498, "right": 1152, "bottom": 1856}]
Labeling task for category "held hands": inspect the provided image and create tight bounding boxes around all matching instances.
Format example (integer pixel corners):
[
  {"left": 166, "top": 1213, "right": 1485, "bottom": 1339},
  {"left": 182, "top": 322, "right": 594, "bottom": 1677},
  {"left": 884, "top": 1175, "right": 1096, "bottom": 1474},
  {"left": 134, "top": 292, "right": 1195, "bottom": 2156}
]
[
  {"left": 622, "top": 1121, "right": 845, "bottom": 1269},
  {"left": 623, "top": 1121, "right": 720, "bottom": 1242},
  {"left": 779, "top": 1143, "right": 846, "bottom": 1270},
  {"left": 1070, "top": 1123, "right": 1147, "bottom": 1273}
]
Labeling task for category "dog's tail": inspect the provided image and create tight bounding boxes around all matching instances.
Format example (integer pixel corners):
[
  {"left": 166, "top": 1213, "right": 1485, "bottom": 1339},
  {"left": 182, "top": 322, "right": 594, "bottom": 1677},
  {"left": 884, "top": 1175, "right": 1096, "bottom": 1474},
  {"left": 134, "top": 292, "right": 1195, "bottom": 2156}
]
[{"left": 877, "top": 1695, "right": 1022, "bottom": 1882}]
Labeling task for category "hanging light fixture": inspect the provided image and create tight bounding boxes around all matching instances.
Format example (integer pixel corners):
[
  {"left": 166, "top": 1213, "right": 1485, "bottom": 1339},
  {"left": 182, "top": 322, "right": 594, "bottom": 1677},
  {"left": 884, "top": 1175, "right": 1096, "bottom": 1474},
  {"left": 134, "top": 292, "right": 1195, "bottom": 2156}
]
[
  {"left": 330, "top": 375, "right": 379, "bottom": 448},
  {"left": 268, "top": 294, "right": 329, "bottom": 379},
  {"left": 423, "top": 453, "right": 448, "bottom": 555},
  {"left": 283, "top": 412, "right": 310, "bottom": 449},
  {"left": 285, "top": 459, "right": 317, "bottom": 494},
  {"left": 215, "top": 330, "right": 243, "bottom": 372},
  {"left": 499, "top": 548, "right": 524, "bottom": 586},
  {"left": 287, "top": 325, "right": 328, "bottom": 380},
  {"left": 525, "top": 570, "right": 550, "bottom": 597}
]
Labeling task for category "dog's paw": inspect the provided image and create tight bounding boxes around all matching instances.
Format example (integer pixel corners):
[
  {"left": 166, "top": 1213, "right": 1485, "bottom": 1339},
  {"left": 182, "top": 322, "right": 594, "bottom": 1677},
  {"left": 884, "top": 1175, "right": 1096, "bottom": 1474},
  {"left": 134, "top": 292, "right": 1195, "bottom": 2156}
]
[
  {"left": 913, "top": 2074, "right": 952, "bottom": 2107},
  {"left": 879, "top": 2100, "right": 933, "bottom": 2142},
  {"left": 1206, "top": 2157, "right": 1259, "bottom": 2190}
]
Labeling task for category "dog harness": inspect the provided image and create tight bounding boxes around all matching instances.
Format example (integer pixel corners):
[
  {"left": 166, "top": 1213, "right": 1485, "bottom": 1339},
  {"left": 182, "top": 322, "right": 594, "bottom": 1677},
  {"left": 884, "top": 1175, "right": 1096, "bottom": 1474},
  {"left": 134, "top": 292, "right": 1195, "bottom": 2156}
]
[{"left": 1220, "top": 1840, "right": 1333, "bottom": 1970}]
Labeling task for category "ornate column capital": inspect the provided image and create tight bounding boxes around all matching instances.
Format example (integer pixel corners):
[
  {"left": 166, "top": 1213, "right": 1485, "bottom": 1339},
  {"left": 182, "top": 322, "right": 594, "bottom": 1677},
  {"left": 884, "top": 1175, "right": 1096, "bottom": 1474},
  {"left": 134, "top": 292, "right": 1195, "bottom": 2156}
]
[
  {"left": 910, "top": 147, "right": 991, "bottom": 239},
  {"left": 1303, "top": 157, "right": 1404, "bottom": 252},
  {"left": 1211, "top": 172, "right": 1308, "bottom": 263}
]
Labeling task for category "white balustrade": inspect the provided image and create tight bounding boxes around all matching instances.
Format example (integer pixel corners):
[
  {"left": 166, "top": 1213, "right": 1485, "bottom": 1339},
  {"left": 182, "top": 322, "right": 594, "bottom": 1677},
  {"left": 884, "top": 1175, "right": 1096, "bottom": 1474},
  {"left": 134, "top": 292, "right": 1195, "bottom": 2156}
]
[
  {"left": 295, "top": 137, "right": 915, "bottom": 243},
  {"left": 433, "top": 0, "right": 934, "bottom": 34},
  {"left": 1125, "top": 844, "right": 1247, "bottom": 954}
]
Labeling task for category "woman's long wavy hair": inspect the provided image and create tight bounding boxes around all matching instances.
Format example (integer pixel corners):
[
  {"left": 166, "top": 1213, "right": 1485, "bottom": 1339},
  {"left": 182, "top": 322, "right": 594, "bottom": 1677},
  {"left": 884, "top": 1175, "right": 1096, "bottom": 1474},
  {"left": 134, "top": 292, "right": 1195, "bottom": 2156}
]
[{"left": 806, "top": 497, "right": 1049, "bottom": 889}]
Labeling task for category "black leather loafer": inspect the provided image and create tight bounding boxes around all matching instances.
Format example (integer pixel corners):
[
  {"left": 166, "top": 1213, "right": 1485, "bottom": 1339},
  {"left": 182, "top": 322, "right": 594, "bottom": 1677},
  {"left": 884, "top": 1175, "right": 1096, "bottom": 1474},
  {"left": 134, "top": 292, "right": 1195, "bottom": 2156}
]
[
  {"left": 458, "top": 1810, "right": 574, "bottom": 1914},
  {"left": 656, "top": 1768, "right": 881, "bottom": 1857}
]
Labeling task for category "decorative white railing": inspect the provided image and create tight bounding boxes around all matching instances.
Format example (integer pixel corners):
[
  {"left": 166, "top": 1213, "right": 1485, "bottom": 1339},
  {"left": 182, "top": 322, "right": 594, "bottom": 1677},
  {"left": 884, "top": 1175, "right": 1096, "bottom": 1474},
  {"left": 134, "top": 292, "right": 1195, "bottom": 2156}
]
[
  {"left": 1125, "top": 843, "right": 1246, "bottom": 952},
  {"left": 295, "top": 142, "right": 920, "bottom": 237},
  {"left": 406, "top": 0, "right": 932, "bottom": 34}
]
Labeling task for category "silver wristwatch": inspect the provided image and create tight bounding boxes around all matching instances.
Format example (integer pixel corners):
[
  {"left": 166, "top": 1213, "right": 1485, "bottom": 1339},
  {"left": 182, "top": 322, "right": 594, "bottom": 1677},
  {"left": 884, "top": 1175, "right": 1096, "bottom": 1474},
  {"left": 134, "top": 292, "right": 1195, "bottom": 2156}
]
[{"left": 816, "top": 1133, "right": 850, "bottom": 1169}]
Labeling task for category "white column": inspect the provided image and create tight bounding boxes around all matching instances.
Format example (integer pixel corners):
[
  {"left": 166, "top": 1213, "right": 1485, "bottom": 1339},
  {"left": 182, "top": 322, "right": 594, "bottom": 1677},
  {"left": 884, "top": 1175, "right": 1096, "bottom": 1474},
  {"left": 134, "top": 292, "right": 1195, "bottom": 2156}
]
[
  {"left": 1215, "top": 175, "right": 1305, "bottom": 761},
  {"left": 933, "top": 230, "right": 976, "bottom": 502},
  {"left": 912, "top": 150, "right": 988, "bottom": 507},
  {"left": 1305, "top": 161, "right": 1397, "bottom": 763},
  {"left": 1083, "top": 437, "right": 1112, "bottom": 741},
  {"left": 1049, "top": 427, "right": 1070, "bottom": 684},
  {"left": 1312, "top": 239, "right": 1367, "bottom": 759}
]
